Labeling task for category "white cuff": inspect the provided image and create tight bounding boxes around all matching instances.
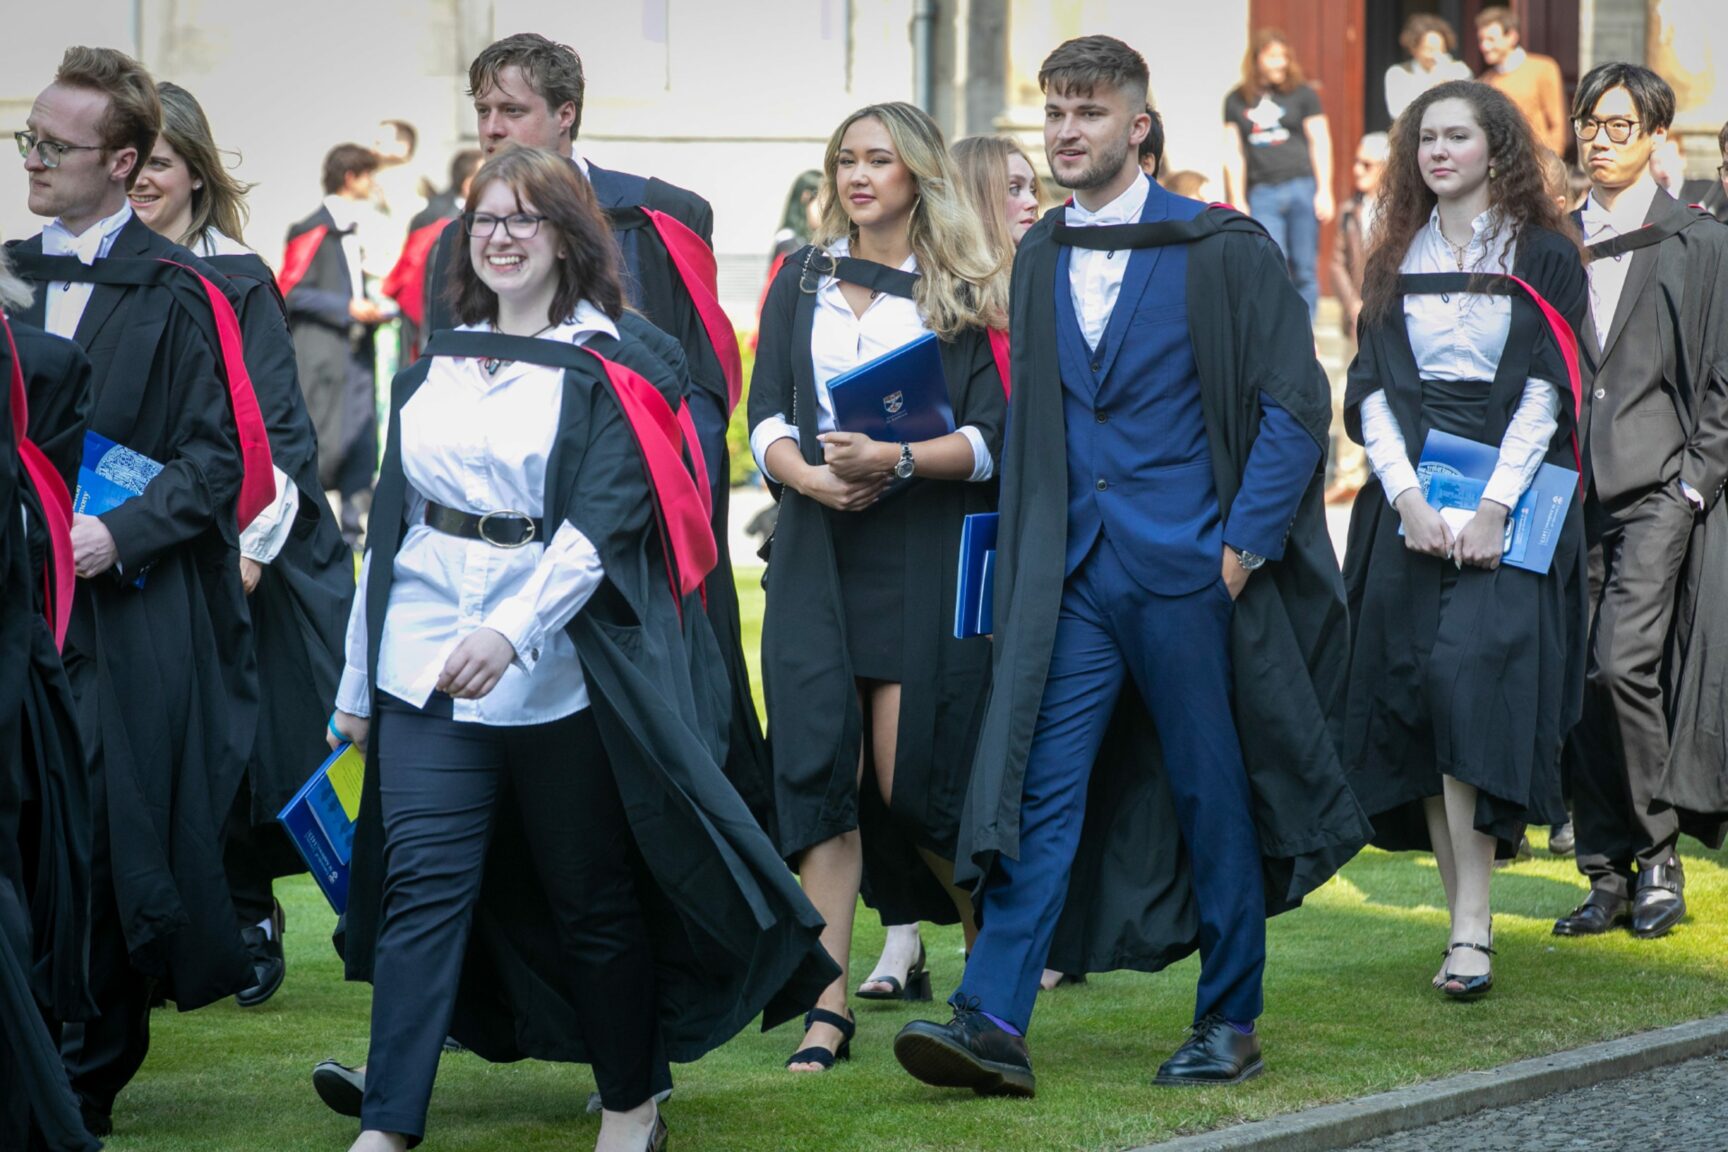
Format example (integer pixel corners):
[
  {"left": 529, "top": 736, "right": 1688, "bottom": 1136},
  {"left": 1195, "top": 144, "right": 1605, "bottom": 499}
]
[
  {"left": 335, "top": 664, "right": 372, "bottom": 718},
  {"left": 239, "top": 466, "right": 301, "bottom": 563},
  {"left": 482, "top": 598, "right": 543, "bottom": 674},
  {"left": 958, "top": 425, "right": 995, "bottom": 482},
  {"left": 750, "top": 415, "right": 800, "bottom": 483}
]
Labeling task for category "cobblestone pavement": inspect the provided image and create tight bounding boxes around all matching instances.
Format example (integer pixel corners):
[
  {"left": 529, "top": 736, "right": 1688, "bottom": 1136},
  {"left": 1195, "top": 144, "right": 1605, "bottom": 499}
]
[{"left": 1342, "top": 1053, "right": 1728, "bottom": 1151}]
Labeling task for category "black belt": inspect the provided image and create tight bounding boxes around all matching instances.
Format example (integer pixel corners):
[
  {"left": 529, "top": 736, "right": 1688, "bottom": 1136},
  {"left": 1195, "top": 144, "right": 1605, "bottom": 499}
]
[{"left": 422, "top": 500, "right": 543, "bottom": 548}]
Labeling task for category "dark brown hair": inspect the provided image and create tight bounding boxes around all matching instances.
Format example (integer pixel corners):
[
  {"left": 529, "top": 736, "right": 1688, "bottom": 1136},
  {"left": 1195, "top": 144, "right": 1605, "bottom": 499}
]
[
  {"left": 1361, "top": 80, "right": 1570, "bottom": 326},
  {"left": 1572, "top": 62, "right": 1676, "bottom": 133},
  {"left": 1238, "top": 29, "right": 1305, "bottom": 103},
  {"left": 1401, "top": 13, "right": 1457, "bottom": 55},
  {"left": 1718, "top": 119, "right": 1728, "bottom": 155},
  {"left": 468, "top": 33, "right": 586, "bottom": 138},
  {"left": 1475, "top": 6, "right": 1519, "bottom": 34},
  {"left": 1037, "top": 35, "right": 1149, "bottom": 110},
  {"left": 446, "top": 145, "right": 623, "bottom": 327},
  {"left": 53, "top": 46, "right": 160, "bottom": 189},
  {"left": 321, "top": 144, "right": 379, "bottom": 196},
  {"left": 156, "top": 82, "right": 254, "bottom": 247}
]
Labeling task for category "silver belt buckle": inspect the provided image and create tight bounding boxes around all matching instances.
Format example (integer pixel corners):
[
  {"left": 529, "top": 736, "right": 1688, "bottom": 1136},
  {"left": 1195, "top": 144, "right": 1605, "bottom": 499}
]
[{"left": 477, "top": 509, "right": 536, "bottom": 548}]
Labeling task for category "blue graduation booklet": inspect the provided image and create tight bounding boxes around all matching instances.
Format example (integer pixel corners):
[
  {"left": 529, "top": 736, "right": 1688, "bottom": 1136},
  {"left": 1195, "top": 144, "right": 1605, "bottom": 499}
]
[
  {"left": 954, "top": 512, "right": 998, "bottom": 639},
  {"left": 828, "top": 331, "right": 956, "bottom": 444},
  {"left": 277, "top": 742, "right": 365, "bottom": 914},
  {"left": 1412, "top": 429, "right": 1577, "bottom": 574},
  {"left": 76, "top": 431, "right": 164, "bottom": 589}
]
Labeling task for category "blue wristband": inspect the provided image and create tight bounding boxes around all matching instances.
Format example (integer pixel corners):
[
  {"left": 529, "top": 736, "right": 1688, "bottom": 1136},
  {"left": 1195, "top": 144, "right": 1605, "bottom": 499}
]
[{"left": 328, "top": 714, "right": 345, "bottom": 742}]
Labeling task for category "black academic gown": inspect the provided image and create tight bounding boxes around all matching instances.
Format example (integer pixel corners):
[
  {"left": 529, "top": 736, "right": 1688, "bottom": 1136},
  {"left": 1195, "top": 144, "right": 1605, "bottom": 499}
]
[
  {"left": 7, "top": 216, "right": 255, "bottom": 1009},
  {"left": 1605, "top": 200, "right": 1728, "bottom": 845},
  {"left": 1340, "top": 227, "right": 1588, "bottom": 851},
  {"left": 284, "top": 206, "right": 375, "bottom": 493},
  {"left": 342, "top": 331, "right": 836, "bottom": 1070},
  {"left": 202, "top": 250, "right": 355, "bottom": 839},
  {"left": 749, "top": 249, "right": 1005, "bottom": 923},
  {"left": 0, "top": 319, "right": 99, "bottom": 1152},
  {"left": 424, "top": 165, "right": 776, "bottom": 832},
  {"left": 962, "top": 207, "right": 1370, "bottom": 976}
]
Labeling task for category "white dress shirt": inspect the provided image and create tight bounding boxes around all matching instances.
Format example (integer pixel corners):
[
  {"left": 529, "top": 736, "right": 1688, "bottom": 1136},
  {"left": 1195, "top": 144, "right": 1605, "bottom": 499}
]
[
  {"left": 335, "top": 304, "right": 617, "bottom": 725},
  {"left": 41, "top": 203, "right": 133, "bottom": 338},
  {"left": 1579, "top": 173, "right": 1659, "bottom": 350},
  {"left": 1384, "top": 56, "right": 1474, "bottom": 120},
  {"left": 750, "top": 238, "right": 993, "bottom": 483},
  {"left": 189, "top": 229, "right": 302, "bottom": 565},
  {"left": 1064, "top": 173, "right": 1153, "bottom": 349},
  {"left": 320, "top": 195, "right": 368, "bottom": 302},
  {"left": 1359, "top": 208, "right": 1559, "bottom": 510}
]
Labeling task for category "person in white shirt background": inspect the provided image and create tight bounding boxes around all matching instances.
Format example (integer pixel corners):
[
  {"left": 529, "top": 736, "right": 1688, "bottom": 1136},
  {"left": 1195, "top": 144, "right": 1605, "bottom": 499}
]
[
  {"left": 1384, "top": 13, "right": 1473, "bottom": 122},
  {"left": 1340, "top": 79, "right": 1588, "bottom": 1002}
]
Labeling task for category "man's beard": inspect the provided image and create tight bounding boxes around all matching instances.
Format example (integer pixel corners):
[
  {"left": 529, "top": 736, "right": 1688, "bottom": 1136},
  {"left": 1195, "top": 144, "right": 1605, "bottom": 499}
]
[{"left": 1057, "top": 137, "right": 1132, "bottom": 192}]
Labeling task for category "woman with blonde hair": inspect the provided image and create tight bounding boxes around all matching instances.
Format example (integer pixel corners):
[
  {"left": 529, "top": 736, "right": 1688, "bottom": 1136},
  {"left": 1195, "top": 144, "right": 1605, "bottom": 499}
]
[{"left": 750, "top": 101, "right": 1009, "bottom": 1070}]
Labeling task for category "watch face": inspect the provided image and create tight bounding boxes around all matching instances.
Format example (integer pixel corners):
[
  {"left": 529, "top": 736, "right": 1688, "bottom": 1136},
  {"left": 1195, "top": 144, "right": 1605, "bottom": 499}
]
[{"left": 895, "top": 460, "right": 914, "bottom": 479}]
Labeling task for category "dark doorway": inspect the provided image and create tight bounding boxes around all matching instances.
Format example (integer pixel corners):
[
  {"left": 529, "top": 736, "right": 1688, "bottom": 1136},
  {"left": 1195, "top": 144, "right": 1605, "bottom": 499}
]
[{"left": 1364, "top": 0, "right": 1474, "bottom": 132}]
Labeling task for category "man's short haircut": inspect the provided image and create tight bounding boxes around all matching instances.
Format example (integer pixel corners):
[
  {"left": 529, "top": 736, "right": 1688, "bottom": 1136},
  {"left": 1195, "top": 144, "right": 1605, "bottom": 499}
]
[
  {"left": 449, "top": 147, "right": 483, "bottom": 192},
  {"left": 322, "top": 143, "right": 380, "bottom": 196},
  {"left": 1572, "top": 62, "right": 1676, "bottom": 133},
  {"left": 52, "top": 46, "right": 161, "bottom": 189},
  {"left": 1138, "top": 106, "right": 1165, "bottom": 175},
  {"left": 1475, "top": 6, "right": 1518, "bottom": 34},
  {"left": 1038, "top": 35, "right": 1150, "bottom": 111},
  {"left": 468, "top": 33, "right": 586, "bottom": 138}
]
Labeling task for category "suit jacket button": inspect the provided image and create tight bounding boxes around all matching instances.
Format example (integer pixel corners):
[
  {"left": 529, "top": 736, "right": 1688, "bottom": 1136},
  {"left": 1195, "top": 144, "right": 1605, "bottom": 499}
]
[
  {"left": 1095, "top": 410, "right": 1108, "bottom": 423},
  {"left": 1091, "top": 361, "right": 1101, "bottom": 372},
  {"left": 1096, "top": 478, "right": 1109, "bottom": 491},
  {"left": 1593, "top": 388, "right": 1606, "bottom": 400}
]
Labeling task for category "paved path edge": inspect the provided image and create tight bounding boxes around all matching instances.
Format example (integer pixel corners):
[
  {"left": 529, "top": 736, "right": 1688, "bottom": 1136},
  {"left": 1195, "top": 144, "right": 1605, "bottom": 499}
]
[{"left": 1128, "top": 1013, "right": 1728, "bottom": 1152}]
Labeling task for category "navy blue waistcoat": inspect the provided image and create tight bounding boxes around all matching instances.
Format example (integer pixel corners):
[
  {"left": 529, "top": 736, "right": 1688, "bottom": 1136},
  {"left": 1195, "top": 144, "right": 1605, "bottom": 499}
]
[{"left": 1057, "top": 183, "right": 1221, "bottom": 595}]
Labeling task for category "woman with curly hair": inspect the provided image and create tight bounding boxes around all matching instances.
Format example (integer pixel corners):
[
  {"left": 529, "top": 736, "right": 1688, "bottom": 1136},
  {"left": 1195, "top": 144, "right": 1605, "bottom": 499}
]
[{"left": 1341, "top": 80, "right": 1587, "bottom": 1000}]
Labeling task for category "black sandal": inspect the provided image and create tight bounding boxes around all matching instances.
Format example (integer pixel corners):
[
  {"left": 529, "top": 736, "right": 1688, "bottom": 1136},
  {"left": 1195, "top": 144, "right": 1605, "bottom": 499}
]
[
  {"left": 857, "top": 943, "right": 931, "bottom": 1001},
  {"left": 785, "top": 1007, "right": 855, "bottom": 1070},
  {"left": 1438, "top": 942, "right": 1495, "bottom": 1001}
]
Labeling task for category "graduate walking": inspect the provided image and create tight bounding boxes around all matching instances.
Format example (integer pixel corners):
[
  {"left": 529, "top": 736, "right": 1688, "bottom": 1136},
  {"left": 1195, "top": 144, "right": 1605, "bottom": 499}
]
[{"left": 894, "top": 35, "right": 1369, "bottom": 1097}]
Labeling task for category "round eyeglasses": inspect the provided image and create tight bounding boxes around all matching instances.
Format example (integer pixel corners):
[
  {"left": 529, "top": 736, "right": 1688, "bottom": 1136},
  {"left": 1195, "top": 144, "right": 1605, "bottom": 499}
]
[
  {"left": 15, "top": 130, "right": 104, "bottom": 169},
  {"left": 1572, "top": 117, "right": 1642, "bottom": 144}
]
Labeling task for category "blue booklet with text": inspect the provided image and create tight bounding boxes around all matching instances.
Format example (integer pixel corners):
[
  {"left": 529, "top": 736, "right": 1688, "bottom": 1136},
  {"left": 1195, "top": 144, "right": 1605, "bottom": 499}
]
[
  {"left": 954, "top": 512, "right": 998, "bottom": 639},
  {"left": 277, "top": 742, "right": 365, "bottom": 914},
  {"left": 76, "top": 431, "right": 164, "bottom": 589},
  {"left": 828, "top": 332, "right": 956, "bottom": 444},
  {"left": 1412, "top": 429, "right": 1577, "bottom": 574}
]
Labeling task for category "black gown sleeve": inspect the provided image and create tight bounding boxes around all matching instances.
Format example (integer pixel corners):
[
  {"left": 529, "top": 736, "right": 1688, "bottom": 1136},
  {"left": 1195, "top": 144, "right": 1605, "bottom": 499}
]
[
  {"left": 15, "top": 325, "right": 93, "bottom": 491},
  {"left": 745, "top": 259, "right": 804, "bottom": 473}
]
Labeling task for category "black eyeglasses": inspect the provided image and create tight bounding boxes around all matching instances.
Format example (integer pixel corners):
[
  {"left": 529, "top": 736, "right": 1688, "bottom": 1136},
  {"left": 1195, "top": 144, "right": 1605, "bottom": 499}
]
[
  {"left": 1572, "top": 117, "right": 1642, "bottom": 144},
  {"left": 15, "top": 130, "right": 104, "bottom": 169},
  {"left": 463, "top": 212, "right": 547, "bottom": 239}
]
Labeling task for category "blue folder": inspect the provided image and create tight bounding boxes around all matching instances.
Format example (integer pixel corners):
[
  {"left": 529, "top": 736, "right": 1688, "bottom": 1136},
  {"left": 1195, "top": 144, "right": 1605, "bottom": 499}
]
[
  {"left": 277, "top": 742, "right": 365, "bottom": 914},
  {"left": 1412, "top": 429, "right": 1577, "bottom": 574},
  {"left": 828, "top": 331, "right": 956, "bottom": 443},
  {"left": 954, "top": 512, "right": 998, "bottom": 639},
  {"left": 76, "top": 431, "right": 164, "bottom": 589}
]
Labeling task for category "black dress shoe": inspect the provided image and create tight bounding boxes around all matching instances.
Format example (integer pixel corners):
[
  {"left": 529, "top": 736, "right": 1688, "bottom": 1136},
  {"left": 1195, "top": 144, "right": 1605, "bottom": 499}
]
[
  {"left": 894, "top": 1000, "right": 1035, "bottom": 1097},
  {"left": 77, "top": 1095, "right": 112, "bottom": 1138},
  {"left": 1553, "top": 889, "right": 1630, "bottom": 936},
  {"left": 1549, "top": 822, "right": 1576, "bottom": 856},
  {"left": 1154, "top": 1015, "right": 1264, "bottom": 1086},
  {"left": 1632, "top": 859, "right": 1686, "bottom": 939},
  {"left": 312, "top": 1059, "right": 364, "bottom": 1117},
  {"left": 235, "top": 899, "right": 286, "bottom": 1008}
]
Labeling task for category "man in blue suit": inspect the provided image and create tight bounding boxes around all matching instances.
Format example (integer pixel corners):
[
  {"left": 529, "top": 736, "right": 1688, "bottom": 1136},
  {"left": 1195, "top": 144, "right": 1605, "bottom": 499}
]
[{"left": 895, "top": 35, "right": 1365, "bottom": 1096}]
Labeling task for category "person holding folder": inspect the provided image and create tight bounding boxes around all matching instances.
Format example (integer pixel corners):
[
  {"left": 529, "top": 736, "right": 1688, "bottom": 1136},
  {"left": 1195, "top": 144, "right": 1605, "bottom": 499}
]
[
  {"left": 749, "top": 101, "right": 1008, "bottom": 1071},
  {"left": 1339, "top": 80, "right": 1587, "bottom": 998},
  {"left": 327, "top": 146, "right": 833, "bottom": 1152}
]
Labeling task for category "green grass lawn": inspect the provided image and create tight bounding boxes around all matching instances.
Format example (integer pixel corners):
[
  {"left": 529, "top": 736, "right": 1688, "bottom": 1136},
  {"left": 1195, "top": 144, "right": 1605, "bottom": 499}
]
[{"left": 104, "top": 567, "right": 1728, "bottom": 1152}]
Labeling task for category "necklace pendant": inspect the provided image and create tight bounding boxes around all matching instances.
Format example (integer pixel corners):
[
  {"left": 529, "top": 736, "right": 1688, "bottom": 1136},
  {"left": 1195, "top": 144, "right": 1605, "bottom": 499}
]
[{"left": 483, "top": 357, "right": 505, "bottom": 376}]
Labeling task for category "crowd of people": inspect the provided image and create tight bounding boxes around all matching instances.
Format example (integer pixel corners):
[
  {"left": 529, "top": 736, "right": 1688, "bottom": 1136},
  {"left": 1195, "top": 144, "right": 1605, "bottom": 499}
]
[{"left": 4, "top": 20, "right": 1728, "bottom": 1152}]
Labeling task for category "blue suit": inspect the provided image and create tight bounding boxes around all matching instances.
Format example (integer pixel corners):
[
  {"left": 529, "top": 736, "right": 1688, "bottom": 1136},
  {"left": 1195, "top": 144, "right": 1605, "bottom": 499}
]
[{"left": 957, "top": 179, "right": 1320, "bottom": 1033}]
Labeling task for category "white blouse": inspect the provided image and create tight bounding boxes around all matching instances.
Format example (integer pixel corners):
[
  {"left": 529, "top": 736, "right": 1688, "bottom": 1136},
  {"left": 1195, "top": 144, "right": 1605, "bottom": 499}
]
[
  {"left": 750, "top": 238, "right": 992, "bottom": 483},
  {"left": 1360, "top": 208, "right": 1559, "bottom": 511},
  {"left": 334, "top": 304, "right": 616, "bottom": 725}
]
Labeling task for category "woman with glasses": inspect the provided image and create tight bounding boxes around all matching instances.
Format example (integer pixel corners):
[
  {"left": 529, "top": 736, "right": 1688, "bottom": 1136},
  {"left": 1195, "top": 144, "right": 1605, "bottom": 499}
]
[
  {"left": 750, "top": 103, "right": 1008, "bottom": 1071},
  {"left": 331, "top": 145, "right": 834, "bottom": 1152},
  {"left": 1341, "top": 80, "right": 1586, "bottom": 999},
  {"left": 128, "top": 80, "right": 355, "bottom": 1009}
]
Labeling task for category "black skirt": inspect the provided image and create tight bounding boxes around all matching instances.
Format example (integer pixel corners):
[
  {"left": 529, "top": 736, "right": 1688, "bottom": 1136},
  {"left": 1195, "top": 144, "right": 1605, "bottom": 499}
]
[{"left": 828, "top": 494, "right": 908, "bottom": 682}]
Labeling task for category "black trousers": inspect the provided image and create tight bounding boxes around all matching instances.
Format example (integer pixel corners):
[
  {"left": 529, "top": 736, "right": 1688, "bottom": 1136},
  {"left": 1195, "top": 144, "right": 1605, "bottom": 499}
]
[
  {"left": 362, "top": 694, "right": 658, "bottom": 1142},
  {"left": 1573, "top": 483, "right": 1693, "bottom": 895},
  {"left": 222, "top": 775, "right": 277, "bottom": 928}
]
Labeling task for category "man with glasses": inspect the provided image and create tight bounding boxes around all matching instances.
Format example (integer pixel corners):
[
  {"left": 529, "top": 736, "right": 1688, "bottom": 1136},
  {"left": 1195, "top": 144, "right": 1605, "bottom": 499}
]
[
  {"left": 279, "top": 143, "right": 387, "bottom": 549},
  {"left": 7, "top": 46, "right": 272, "bottom": 1139},
  {"left": 1555, "top": 63, "right": 1728, "bottom": 945}
]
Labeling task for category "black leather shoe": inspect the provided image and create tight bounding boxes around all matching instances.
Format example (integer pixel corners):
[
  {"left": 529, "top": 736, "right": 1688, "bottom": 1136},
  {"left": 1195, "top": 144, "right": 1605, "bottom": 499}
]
[
  {"left": 1632, "top": 860, "right": 1686, "bottom": 939},
  {"left": 894, "top": 1000, "right": 1035, "bottom": 1097},
  {"left": 312, "top": 1059, "right": 364, "bottom": 1117},
  {"left": 1553, "top": 889, "right": 1630, "bottom": 936},
  {"left": 235, "top": 899, "right": 286, "bottom": 1008},
  {"left": 1154, "top": 1015, "right": 1264, "bottom": 1086},
  {"left": 77, "top": 1095, "right": 112, "bottom": 1138},
  {"left": 1549, "top": 822, "right": 1575, "bottom": 856}
]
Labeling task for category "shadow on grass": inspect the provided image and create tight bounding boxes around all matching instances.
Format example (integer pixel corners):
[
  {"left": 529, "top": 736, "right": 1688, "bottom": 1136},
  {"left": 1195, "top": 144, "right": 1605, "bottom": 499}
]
[{"left": 1342, "top": 848, "right": 1587, "bottom": 918}]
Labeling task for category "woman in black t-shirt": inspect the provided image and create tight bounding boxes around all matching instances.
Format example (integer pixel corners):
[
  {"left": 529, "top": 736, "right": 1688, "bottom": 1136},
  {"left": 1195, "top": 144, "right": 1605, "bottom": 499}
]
[{"left": 1223, "top": 28, "right": 1333, "bottom": 319}]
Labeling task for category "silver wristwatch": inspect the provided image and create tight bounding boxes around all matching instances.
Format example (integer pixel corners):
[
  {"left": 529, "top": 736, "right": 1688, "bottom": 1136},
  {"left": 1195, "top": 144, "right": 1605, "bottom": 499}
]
[
  {"left": 894, "top": 443, "right": 916, "bottom": 480},
  {"left": 1232, "top": 548, "right": 1267, "bottom": 572}
]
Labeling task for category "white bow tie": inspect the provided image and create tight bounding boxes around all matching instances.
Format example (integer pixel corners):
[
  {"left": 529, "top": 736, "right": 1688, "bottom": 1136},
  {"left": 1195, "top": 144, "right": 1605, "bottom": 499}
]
[{"left": 52, "top": 223, "right": 110, "bottom": 265}]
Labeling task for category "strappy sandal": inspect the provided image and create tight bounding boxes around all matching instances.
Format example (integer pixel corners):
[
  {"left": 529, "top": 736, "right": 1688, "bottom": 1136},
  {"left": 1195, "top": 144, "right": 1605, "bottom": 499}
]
[
  {"left": 1438, "top": 942, "right": 1496, "bottom": 1001},
  {"left": 857, "top": 942, "right": 931, "bottom": 1001},
  {"left": 784, "top": 1007, "right": 855, "bottom": 1071}
]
